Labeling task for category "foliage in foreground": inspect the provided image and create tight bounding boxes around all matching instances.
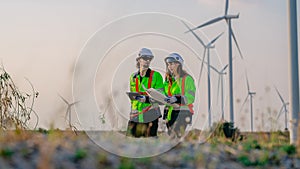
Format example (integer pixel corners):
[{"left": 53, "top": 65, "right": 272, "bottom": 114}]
[
  {"left": 0, "top": 126, "right": 299, "bottom": 168},
  {"left": 206, "top": 121, "right": 295, "bottom": 167},
  {"left": 0, "top": 67, "right": 38, "bottom": 130}
]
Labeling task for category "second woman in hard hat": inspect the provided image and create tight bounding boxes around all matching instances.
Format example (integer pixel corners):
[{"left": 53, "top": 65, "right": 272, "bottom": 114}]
[{"left": 163, "top": 53, "right": 196, "bottom": 138}]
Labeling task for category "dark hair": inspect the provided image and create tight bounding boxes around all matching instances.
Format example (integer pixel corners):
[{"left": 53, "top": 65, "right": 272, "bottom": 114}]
[
  {"left": 165, "top": 63, "right": 189, "bottom": 83},
  {"left": 136, "top": 57, "right": 152, "bottom": 69}
]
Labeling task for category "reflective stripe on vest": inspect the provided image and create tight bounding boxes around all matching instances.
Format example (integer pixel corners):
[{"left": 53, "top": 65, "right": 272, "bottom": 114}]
[
  {"left": 168, "top": 81, "right": 172, "bottom": 96},
  {"left": 167, "top": 75, "right": 194, "bottom": 114},
  {"left": 130, "top": 105, "right": 152, "bottom": 119},
  {"left": 134, "top": 70, "right": 154, "bottom": 122},
  {"left": 135, "top": 70, "right": 154, "bottom": 95},
  {"left": 181, "top": 75, "right": 194, "bottom": 114},
  {"left": 167, "top": 77, "right": 173, "bottom": 96}
]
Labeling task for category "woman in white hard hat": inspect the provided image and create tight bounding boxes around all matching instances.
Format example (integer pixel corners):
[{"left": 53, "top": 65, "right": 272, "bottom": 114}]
[
  {"left": 126, "top": 48, "right": 164, "bottom": 137},
  {"left": 163, "top": 53, "right": 196, "bottom": 138}
]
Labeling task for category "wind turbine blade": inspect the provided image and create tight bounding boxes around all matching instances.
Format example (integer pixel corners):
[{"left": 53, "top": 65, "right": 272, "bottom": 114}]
[
  {"left": 70, "top": 101, "right": 80, "bottom": 106},
  {"left": 274, "top": 86, "right": 285, "bottom": 104},
  {"left": 181, "top": 20, "right": 206, "bottom": 47},
  {"left": 209, "top": 64, "right": 219, "bottom": 73},
  {"left": 276, "top": 105, "right": 284, "bottom": 120},
  {"left": 197, "top": 48, "right": 207, "bottom": 86},
  {"left": 245, "top": 71, "right": 250, "bottom": 92},
  {"left": 208, "top": 32, "right": 224, "bottom": 46},
  {"left": 65, "top": 107, "right": 70, "bottom": 120},
  {"left": 187, "top": 16, "right": 225, "bottom": 32},
  {"left": 239, "top": 95, "right": 249, "bottom": 114},
  {"left": 221, "top": 64, "right": 228, "bottom": 72},
  {"left": 58, "top": 94, "right": 69, "bottom": 104},
  {"left": 229, "top": 26, "right": 244, "bottom": 59},
  {"left": 225, "top": 0, "right": 229, "bottom": 15}
]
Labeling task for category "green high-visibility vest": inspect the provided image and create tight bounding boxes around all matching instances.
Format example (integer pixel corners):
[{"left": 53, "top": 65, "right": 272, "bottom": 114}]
[
  {"left": 164, "top": 75, "right": 196, "bottom": 120},
  {"left": 130, "top": 68, "right": 163, "bottom": 122}
]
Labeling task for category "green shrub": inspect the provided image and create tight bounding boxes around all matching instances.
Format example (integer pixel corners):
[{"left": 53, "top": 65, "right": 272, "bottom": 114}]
[
  {"left": 119, "top": 158, "right": 135, "bottom": 169},
  {"left": 0, "top": 147, "right": 14, "bottom": 158},
  {"left": 237, "top": 155, "right": 252, "bottom": 166},
  {"left": 74, "top": 148, "right": 87, "bottom": 161},
  {"left": 242, "top": 139, "right": 261, "bottom": 152},
  {"left": 257, "top": 151, "right": 269, "bottom": 166},
  {"left": 280, "top": 144, "right": 296, "bottom": 155}
]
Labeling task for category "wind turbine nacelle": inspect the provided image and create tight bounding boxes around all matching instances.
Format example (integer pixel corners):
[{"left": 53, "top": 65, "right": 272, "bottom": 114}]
[
  {"left": 208, "top": 44, "right": 215, "bottom": 48},
  {"left": 225, "top": 14, "right": 239, "bottom": 19}
]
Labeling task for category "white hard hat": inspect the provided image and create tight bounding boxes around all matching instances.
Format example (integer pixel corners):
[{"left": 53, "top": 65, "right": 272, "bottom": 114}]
[
  {"left": 165, "top": 53, "right": 184, "bottom": 66},
  {"left": 136, "top": 48, "right": 154, "bottom": 61}
]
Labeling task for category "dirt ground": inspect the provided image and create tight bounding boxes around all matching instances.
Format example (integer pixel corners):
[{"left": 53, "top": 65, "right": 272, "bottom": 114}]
[{"left": 0, "top": 129, "right": 298, "bottom": 169}]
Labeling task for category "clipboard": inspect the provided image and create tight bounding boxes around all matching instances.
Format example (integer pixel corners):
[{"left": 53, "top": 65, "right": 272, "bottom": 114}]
[
  {"left": 141, "top": 84, "right": 179, "bottom": 108},
  {"left": 145, "top": 88, "right": 180, "bottom": 108},
  {"left": 126, "top": 85, "right": 180, "bottom": 108},
  {"left": 126, "top": 92, "right": 141, "bottom": 100}
]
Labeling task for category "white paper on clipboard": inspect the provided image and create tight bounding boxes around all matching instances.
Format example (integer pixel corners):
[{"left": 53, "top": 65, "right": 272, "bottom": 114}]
[{"left": 142, "top": 84, "right": 179, "bottom": 108}]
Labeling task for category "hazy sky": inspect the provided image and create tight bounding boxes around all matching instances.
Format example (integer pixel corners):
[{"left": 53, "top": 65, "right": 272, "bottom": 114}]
[{"left": 0, "top": 0, "right": 299, "bottom": 131}]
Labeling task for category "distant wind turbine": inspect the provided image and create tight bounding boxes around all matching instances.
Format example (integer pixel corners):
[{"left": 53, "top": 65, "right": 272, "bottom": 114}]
[
  {"left": 58, "top": 94, "right": 79, "bottom": 128},
  {"left": 187, "top": 0, "right": 244, "bottom": 124},
  {"left": 274, "top": 86, "right": 289, "bottom": 131},
  {"left": 182, "top": 20, "right": 223, "bottom": 127},
  {"left": 239, "top": 72, "right": 256, "bottom": 132},
  {"left": 210, "top": 65, "right": 228, "bottom": 120}
]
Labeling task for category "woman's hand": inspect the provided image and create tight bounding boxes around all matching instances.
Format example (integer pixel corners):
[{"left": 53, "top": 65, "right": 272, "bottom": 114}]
[
  {"left": 135, "top": 95, "right": 146, "bottom": 102},
  {"left": 164, "top": 96, "right": 177, "bottom": 104}
]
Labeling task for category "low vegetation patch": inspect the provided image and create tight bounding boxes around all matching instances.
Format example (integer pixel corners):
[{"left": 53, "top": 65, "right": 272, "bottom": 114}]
[{"left": 0, "top": 67, "right": 38, "bottom": 130}]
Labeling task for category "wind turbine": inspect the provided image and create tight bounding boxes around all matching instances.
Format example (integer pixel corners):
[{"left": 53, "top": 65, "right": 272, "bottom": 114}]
[
  {"left": 210, "top": 64, "right": 228, "bottom": 120},
  {"left": 187, "top": 0, "right": 243, "bottom": 124},
  {"left": 58, "top": 94, "right": 79, "bottom": 128},
  {"left": 182, "top": 20, "right": 223, "bottom": 127},
  {"left": 239, "top": 72, "right": 256, "bottom": 132},
  {"left": 274, "top": 86, "right": 289, "bottom": 131}
]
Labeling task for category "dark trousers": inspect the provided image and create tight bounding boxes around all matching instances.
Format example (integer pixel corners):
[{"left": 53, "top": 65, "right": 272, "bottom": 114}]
[
  {"left": 165, "top": 110, "right": 192, "bottom": 137},
  {"left": 127, "top": 118, "right": 159, "bottom": 137}
]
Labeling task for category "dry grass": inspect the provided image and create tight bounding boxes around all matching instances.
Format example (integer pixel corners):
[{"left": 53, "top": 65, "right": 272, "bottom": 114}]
[
  {"left": 0, "top": 126, "right": 298, "bottom": 169},
  {"left": 0, "top": 67, "right": 38, "bottom": 130}
]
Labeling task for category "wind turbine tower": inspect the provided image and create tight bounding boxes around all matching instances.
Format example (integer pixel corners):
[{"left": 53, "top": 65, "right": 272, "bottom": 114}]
[
  {"left": 210, "top": 65, "right": 228, "bottom": 120},
  {"left": 287, "top": 0, "right": 299, "bottom": 144},
  {"left": 188, "top": 0, "right": 243, "bottom": 124},
  {"left": 238, "top": 73, "right": 256, "bottom": 132},
  {"left": 246, "top": 74, "right": 256, "bottom": 132},
  {"left": 182, "top": 21, "right": 223, "bottom": 127}
]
